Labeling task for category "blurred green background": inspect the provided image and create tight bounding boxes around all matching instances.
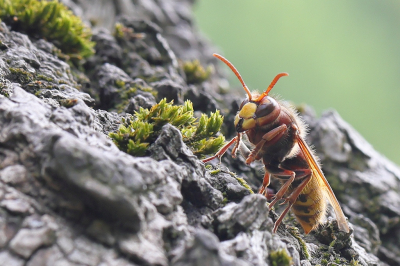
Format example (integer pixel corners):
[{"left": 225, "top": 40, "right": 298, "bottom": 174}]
[{"left": 194, "top": 0, "right": 400, "bottom": 165}]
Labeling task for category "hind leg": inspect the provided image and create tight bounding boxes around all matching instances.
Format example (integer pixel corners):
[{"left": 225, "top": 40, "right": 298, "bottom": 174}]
[
  {"left": 272, "top": 175, "right": 312, "bottom": 233},
  {"left": 263, "top": 163, "right": 311, "bottom": 208}
]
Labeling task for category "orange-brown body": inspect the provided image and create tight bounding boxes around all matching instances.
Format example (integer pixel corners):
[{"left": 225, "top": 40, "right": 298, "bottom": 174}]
[
  {"left": 239, "top": 94, "right": 328, "bottom": 233},
  {"left": 203, "top": 53, "right": 350, "bottom": 234}
]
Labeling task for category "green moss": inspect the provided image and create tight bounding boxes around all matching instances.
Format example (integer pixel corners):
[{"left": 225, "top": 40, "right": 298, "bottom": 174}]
[
  {"left": 141, "top": 86, "right": 158, "bottom": 97},
  {"left": 109, "top": 98, "right": 225, "bottom": 157},
  {"left": 115, "top": 85, "right": 158, "bottom": 112},
  {"left": 269, "top": 249, "right": 293, "bottom": 266},
  {"left": 315, "top": 220, "right": 352, "bottom": 251},
  {"left": 0, "top": 81, "right": 11, "bottom": 97},
  {"left": 236, "top": 177, "right": 254, "bottom": 194},
  {"left": 58, "top": 79, "right": 69, "bottom": 84},
  {"left": 118, "top": 85, "right": 156, "bottom": 100},
  {"left": 114, "top": 22, "right": 125, "bottom": 39},
  {"left": 210, "top": 169, "right": 221, "bottom": 175},
  {"left": 221, "top": 170, "right": 254, "bottom": 194},
  {"left": 0, "top": 0, "right": 94, "bottom": 59},
  {"left": 60, "top": 98, "right": 78, "bottom": 108},
  {"left": 349, "top": 259, "right": 360, "bottom": 266},
  {"left": 9, "top": 67, "right": 34, "bottom": 83},
  {"left": 182, "top": 59, "right": 213, "bottom": 84},
  {"left": 1, "top": 91, "right": 9, "bottom": 97},
  {"left": 329, "top": 239, "right": 337, "bottom": 249},
  {"left": 36, "top": 74, "right": 54, "bottom": 82},
  {"left": 205, "top": 164, "right": 213, "bottom": 170},
  {"left": 139, "top": 75, "right": 159, "bottom": 83},
  {"left": 113, "top": 22, "right": 144, "bottom": 41},
  {"left": 121, "top": 87, "right": 137, "bottom": 99},
  {"left": 317, "top": 255, "right": 359, "bottom": 266},
  {"left": 222, "top": 197, "right": 228, "bottom": 205},
  {"left": 9, "top": 68, "right": 63, "bottom": 92},
  {"left": 115, "top": 80, "right": 126, "bottom": 89},
  {"left": 288, "top": 227, "right": 310, "bottom": 260}
]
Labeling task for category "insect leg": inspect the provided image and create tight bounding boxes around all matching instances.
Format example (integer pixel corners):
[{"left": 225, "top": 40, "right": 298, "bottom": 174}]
[
  {"left": 245, "top": 124, "right": 288, "bottom": 164},
  {"left": 202, "top": 135, "right": 239, "bottom": 163},
  {"left": 273, "top": 175, "right": 312, "bottom": 233},
  {"left": 264, "top": 163, "right": 311, "bottom": 208},
  {"left": 269, "top": 174, "right": 295, "bottom": 208},
  {"left": 258, "top": 172, "right": 271, "bottom": 196},
  {"left": 231, "top": 133, "right": 242, "bottom": 158},
  {"left": 263, "top": 163, "right": 295, "bottom": 208}
]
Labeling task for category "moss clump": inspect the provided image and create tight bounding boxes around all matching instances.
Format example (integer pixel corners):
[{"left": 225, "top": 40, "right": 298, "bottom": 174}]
[
  {"left": 236, "top": 177, "right": 254, "bottom": 194},
  {"left": 220, "top": 170, "right": 254, "bottom": 194},
  {"left": 9, "top": 67, "right": 61, "bottom": 91},
  {"left": 58, "top": 79, "right": 69, "bottom": 84},
  {"left": 115, "top": 85, "right": 157, "bottom": 112},
  {"left": 9, "top": 67, "right": 34, "bottom": 84},
  {"left": 113, "top": 22, "right": 145, "bottom": 41},
  {"left": 222, "top": 197, "right": 228, "bottom": 205},
  {"left": 115, "top": 80, "right": 126, "bottom": 89},
  {"left": 314, "top": 220, "right": 352, "bottom": 251},
  {"left": 349, "top": 259, "right": 361, "bottom": 266},
  {"left": 109, "top": 98, "right": 225, "bottom": 157},
  {"left": 0, "top": 90, "right": 9, "bottom": 97},
  {"left": 182, "top": 59, "right": 213, "bottom": 84},
  {"left": 321, "top": 258, "right": 329, "bottom": 265},
  {"left": 0, "top": 78, "right": 11, "bottom": 97},
  {"left": 114, "top": 22, "right": 125, "bottom": 39},
  {"left": 0, "top": 0, "right": 94, "bottom": 59},
  {"left": 60, "top": 98, "right": 78, "bottom": 108},
  {"left": 205, "top": 164, "right": 213, "bottom": 170},
  {"left": 269, "top": 249, "right": 293, "bottom": 266},
  {"left": 210, "top": 169, "right": 221, "bottom": 175},
  {"left": 315, "top": 244, "right": 355, "bottom": 266},
  {"left": 140, "top": 86, "right": 157, "bottom": 97},
  {"left": 288, "top": 227, "right": 310, "bottom": 260},
  {"left": 36, "top": 74, "right": 54, "bottom": 82}
]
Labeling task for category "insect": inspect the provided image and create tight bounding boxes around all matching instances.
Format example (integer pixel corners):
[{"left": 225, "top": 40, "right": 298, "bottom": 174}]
[{"left": 203, "top": 53, "right": 350, "bottom": 234}]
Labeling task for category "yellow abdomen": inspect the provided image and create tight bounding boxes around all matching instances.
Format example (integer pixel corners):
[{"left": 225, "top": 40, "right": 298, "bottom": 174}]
[{"left": 291, "top": 175, "right": 327, "bottom": 234}]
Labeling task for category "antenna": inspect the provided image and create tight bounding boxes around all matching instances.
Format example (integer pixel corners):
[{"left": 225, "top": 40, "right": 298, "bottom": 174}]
[{"left": 213, "top": 53, "right": 253, "bottom": 100}]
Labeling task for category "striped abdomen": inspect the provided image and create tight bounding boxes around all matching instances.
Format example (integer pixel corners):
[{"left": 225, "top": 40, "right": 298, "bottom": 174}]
[{"left": 291, "top": 175, "right": 327, "bottom": 234}]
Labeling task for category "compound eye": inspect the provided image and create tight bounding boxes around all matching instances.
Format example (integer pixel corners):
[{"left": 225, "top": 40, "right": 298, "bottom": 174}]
[
  {"left": 255, "top": 103, "right": 275, "bottom": 117},
  {"left": 239, "top": 98, "right": 249, "bottom": 110}
]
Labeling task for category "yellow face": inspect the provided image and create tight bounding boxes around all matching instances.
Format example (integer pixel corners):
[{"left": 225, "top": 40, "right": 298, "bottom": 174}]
[{"left": 234, "top": 102, "right": 257, "bottom": 132}]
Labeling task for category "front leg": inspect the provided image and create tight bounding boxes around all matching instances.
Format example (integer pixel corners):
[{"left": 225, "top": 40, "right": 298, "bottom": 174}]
[
  {"left": 202, "top": 135, "right": 238, "bottom": 163},
  {"left": 231, "top": 133, "right": 242, "bottom": 158}
]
